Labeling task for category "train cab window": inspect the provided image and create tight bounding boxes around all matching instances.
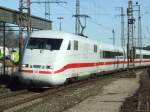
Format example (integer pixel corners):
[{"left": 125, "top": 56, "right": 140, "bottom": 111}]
[
  {"left": 67, "top": 41, "right": 71, "bottom": 50},
  {"left": 27, "top": 38, "right": 63, "bottom": 50},
  {"left": 94, "top": 45, "right": 97, "bottom": 53},
  {"left": 74, "top": 40, "right": 78, "bottom": 50}
]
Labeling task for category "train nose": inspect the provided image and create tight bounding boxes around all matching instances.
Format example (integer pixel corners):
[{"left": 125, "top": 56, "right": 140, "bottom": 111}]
[
  {"left": 18, "top": 70, "right": 53, "bottom": 87},
  {"left": 18, "top": 68, "right": 67, "bottom": 87}
]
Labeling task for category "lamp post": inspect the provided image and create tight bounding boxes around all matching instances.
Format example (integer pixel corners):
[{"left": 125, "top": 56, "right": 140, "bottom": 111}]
[
  {"left": 57, "top": 17, "right": 64, "bottom": 31},
  {"left": 112, "top": 29, "right": 115, "bottom": 45}
]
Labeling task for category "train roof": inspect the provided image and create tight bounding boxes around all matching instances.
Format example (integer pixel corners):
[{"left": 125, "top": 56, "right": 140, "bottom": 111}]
[
  {"left": 31, "top": 30, "right": 123, "bottom": 50},
  {"left": 30, "top": 30, "right": 150, "bottom": 54},
  {"left": 30, "top": 30, "right": 100, "bottom": 44},
  {"left": 31, "top": 30, "right": 150, "bottom": 53},
  {"left": 136, "top": 49, "right": 150, "bottom": 55},
  {"left": 31, "top": 30, "right": 72, "bottom": 39}
]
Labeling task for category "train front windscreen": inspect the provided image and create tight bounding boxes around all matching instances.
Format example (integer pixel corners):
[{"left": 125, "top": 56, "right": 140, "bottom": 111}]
[{"left": 27, "top": 38, "right": 63, "bottom": 50}]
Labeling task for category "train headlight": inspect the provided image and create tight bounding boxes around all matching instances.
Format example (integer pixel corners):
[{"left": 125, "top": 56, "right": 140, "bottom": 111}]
[
  {"left": 22, "top": 64, "right": 29, "bottom": 68},
  {"left": 46, "top": 65, "right": 53, "bottom": 69}
]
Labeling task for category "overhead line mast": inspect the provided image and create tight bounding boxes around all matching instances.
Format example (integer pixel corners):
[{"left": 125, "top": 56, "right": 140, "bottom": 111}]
[
  {"left": 19, "top": 0, "right": 31, "bottom": 63},
  {"left": 75, "top": 0, "right": 80, "bottom": 34},
  {"left": 73, "top": 0, "right": 90, "bottom": 36},
  {"left": 117, "top": 7, "right": 125, "bottom": 48},
  {"left": 45, "top": 0, "right": 51, "bottom": 20},
  {"left": 30, "top": 0, "right": 67, "bottom": 21},
  {"left": 135, "top": 2, "right": 142, "bottom": 49},
  {"left": 127, "top": 0, "right": 135, "bottom": 68}
]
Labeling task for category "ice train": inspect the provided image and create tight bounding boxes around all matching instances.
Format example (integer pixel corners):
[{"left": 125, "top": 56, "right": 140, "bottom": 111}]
[{"left": 18, "top": 30, "right": 150, "bottom": 86}]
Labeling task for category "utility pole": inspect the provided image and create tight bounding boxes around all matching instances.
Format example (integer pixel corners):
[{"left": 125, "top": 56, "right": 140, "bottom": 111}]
[
  {"left": 112, "top": 29, "right": 115, "bottom": 45},
  {"left": 135, "top": 2, "right": 142, "bottom": 49},
  {"left": 30, "top": 1, "right": 67, "bottom": 21},
  {"left": 57, "top": 16, "right": 64, "bottom": 31},
  {"left": 19, "top": 0, "right": 31, "bottom": 63},
  {"left": 134, "top": 1, "right": 142, "bottom": 64},
  {"left": 3, "top": 22, "right": 5, "bottom": 75},
  {"left": 116, "top": 7, "right": 125, "bottom": 48},
  {"left": 127, "top": 0, "right": 135, "bottom": 68}
]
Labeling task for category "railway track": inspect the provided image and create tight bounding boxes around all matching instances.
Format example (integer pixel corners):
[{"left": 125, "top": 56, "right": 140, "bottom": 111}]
[
  {"left": 0, "top": 90, "right": 28, "bottom": 100},
  {"left": 0, "top": 79, "right": 100, "bottom": 112},
  {"left": 0, "top": 69, "right": 140, "bottom": 112}
]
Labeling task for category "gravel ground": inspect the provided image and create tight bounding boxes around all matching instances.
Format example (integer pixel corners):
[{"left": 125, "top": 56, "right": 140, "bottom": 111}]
[
  {"left": 120, "top": 68, "right": 150, "bottom": 112},
  {"left": 17, "top": 76, "right": 117, "bottom": 112},
  {"left": 13, "top": 70, "right": 141, "bottom": 112},
  {"left": 63, "top": 71, "right": 141, "bottom": 112},
  {"left": 0, "top": 75, "right": 12, "bottom": 95},
  {"left": 0, "top": 85, "right": 11, "bottom": 95},
  {"left": 0, "top": 75, "right": 26, "bottom": 96},
  {"left": 0, "top": 69, "right": 145, "bottom": 112}
]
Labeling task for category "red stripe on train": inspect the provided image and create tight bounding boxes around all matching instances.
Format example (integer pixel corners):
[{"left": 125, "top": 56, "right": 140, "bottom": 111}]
[
  {"left": 19, "top": 60, "right": 150, "bottom": 74},
  {"left": 19, "top": 70, "right": 33, "bottom": 73}
]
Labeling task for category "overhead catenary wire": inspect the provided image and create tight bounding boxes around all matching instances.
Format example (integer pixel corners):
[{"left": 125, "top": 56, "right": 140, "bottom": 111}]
[
  {"left": 30, "top": 0, "right": 67, "bottom": 20},
  {"left": 38, "top": 0, "right": 116, "bottom": 34},
  {"left": 89, "top": 20, "right": 112, "bottom": 32},
  {"left": 1, "top": 0, "right": 150, "bottom": 47},
  {"left": 55, "top": 0, "right": 114, "bottom": 35}
]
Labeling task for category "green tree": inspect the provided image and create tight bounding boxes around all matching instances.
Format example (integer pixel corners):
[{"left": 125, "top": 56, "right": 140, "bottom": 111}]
[{"left": 0, "top": 24, "right": 19, "bottom": 48}]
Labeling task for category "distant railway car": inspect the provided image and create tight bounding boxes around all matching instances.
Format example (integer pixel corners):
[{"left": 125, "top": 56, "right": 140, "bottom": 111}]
[{"left": 17, "top": 30, "right": 150, "bottom": 86}]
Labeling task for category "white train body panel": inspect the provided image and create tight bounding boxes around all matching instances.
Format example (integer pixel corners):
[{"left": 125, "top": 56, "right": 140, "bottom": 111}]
[{"left": 18, "top": 30, "right": 150, "bottom": 86}]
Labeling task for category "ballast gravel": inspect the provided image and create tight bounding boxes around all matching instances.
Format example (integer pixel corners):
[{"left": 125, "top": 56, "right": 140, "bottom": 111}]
[
  {"left": 17, "top": 70, "right": 142, "bottom": 112},
  {"left": 64, "top": 73, "right": 140, "bottom": 112},
  {"left": 17, "top": 77, "right": 116, "bottom": 112}
]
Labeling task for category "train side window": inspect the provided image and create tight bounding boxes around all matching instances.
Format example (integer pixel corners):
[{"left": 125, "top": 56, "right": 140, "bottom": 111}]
[
  {"left": 74, "top": 40, "right": 78, "bottom": 50},
  {"left": 103, "top": 51, "right": 113, "bottom": 58},
  {"left": 136, "top": 54, "right": 140, "bottom": 59},
  {"left": 94, "top": 45, "right": 97, "bottom": 53},
  {"left": 67, "top": 41, "right": 71, "bottom": 50},
  {"left": 103, "top": 51, "right": 123, "bottom": 58},
  {"left": 100, "top": 51, "right": 103, "bottom": 58},
  {"left": 116, "top": 52, "right": 123, "bottom": 56},
  {"left": 143, "top": 55, "right": 150, "bottom": 59}
]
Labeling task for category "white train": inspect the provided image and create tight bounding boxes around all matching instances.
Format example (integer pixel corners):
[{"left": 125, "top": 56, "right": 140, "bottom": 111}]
[{"left": 18, "top": 30, "right": 150, "bottom": 86}]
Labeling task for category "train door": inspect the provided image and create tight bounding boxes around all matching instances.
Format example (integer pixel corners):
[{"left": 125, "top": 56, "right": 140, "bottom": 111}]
[
  {"left": 123, "top": 48, "right": 126, "bottom": 69},
  {"left": 140, "top": 51, "right": 143, "bottom": 66},
  {"left": 98, "top": 49, "right": 103, "bottom": 72},
  {"left": 114, "top": 51, "right": 119, "bottom": 70}
]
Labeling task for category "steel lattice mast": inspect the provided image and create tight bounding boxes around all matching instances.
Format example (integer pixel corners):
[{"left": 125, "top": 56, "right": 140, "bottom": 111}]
[
  {"left": 127, "top": 0, "right": 135, "bottom": 68},
  {"left": 45, "top": 0, "right": 51, "bottom": 20},
  {"left": 19, "top": 0, "right": 31, "bottom": 31},
  {"left": 19, "top": 0, "right": 31, "bottom": 63}
]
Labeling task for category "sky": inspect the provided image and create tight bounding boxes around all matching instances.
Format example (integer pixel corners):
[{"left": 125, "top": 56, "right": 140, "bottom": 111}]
[{"left": 0, "top": 0, "right": 150, "bottom": 46}]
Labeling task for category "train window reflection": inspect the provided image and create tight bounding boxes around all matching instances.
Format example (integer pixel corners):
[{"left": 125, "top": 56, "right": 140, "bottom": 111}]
[{"left": 27, "top": 38, "right": 63, "bottom": 50}]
